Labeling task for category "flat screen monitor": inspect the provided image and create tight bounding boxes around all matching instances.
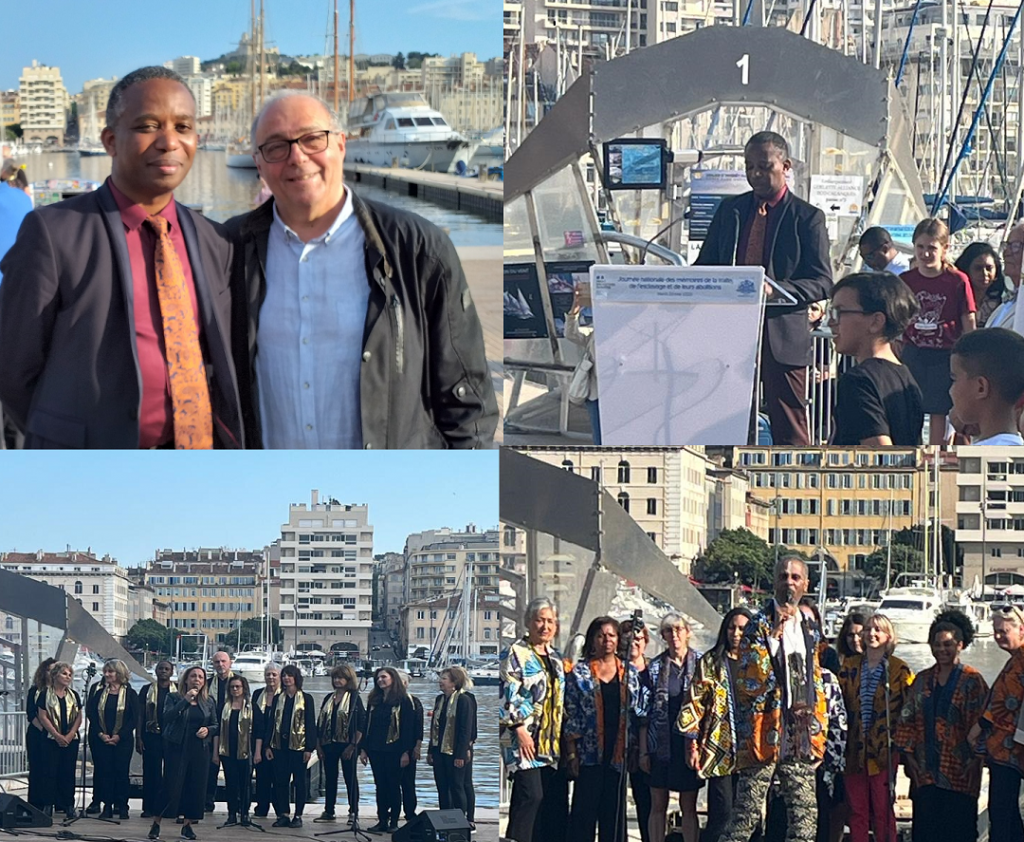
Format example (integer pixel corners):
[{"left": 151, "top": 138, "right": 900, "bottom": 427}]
[{"left": 603, "top": 138, "right": 668, "bottom": 191}]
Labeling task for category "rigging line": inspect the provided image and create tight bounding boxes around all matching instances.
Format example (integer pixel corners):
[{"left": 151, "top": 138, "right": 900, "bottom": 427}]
[
  {"left": 935, "top": 0, "right": 996, "bottom": 208},
  {"left": 894, "top": 0, "right": 925, "bottom": 89}
]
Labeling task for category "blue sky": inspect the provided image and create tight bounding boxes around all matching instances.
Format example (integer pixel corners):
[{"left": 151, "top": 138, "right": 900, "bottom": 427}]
[
  {"left": 0, "top": 452, "right": 498, "bottom": 566},
  {"left": 2, "top": 0, "right": 500, "bottom": 94}
]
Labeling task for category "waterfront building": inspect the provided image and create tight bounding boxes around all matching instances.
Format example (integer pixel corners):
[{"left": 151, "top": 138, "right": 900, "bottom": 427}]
[
  {"left": 0, "top": 550, "right": 131, "bottom": 639},
  {"left": 401, "top": 591, "right": 501, "bottom": 661},
  {"left": 18, "top": 60, "right": 69, "bottom": 146},
  {"left": 956, "top": 448, "right": 1024, "bottom": 588},
  {"left": 276, "top": 492, "right": 374, "bottom": 656}
]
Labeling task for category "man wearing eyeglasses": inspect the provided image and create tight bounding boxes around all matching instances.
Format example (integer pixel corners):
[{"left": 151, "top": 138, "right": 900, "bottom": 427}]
[
  {"left": 858, "top": 227, "right": 910, "bottom": 276},
  {"left": 225, "top": 92, "right": 497, "bottom": 449}
]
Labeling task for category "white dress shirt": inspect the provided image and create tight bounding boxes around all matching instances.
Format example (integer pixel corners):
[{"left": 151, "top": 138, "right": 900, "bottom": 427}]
[
  {"left": 767, "top": 600, "right": 809, "bottom": 757},
  {"left": 256, "top": 191, "right": 369, "bottom": 449},
  {"left": 884, "top": 253, "right": 911, "bottom": 276}
]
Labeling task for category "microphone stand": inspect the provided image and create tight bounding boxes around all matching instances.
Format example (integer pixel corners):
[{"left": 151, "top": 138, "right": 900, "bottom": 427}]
[
  {"left": 314, "top": 747, "right": 370, "bottom": 842},
  {"left": 64, "top": 666, "right": 119, "bottom": 827}
]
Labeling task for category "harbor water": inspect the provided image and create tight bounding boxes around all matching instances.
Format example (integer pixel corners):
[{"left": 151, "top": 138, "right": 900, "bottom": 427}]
[{"left": 22, "top": 150, "right": 502, "bottom": 247}]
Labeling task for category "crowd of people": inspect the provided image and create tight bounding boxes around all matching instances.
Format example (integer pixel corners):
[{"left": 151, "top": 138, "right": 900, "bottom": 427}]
[
  {"left": 24, "top": 651, "right": 479, "bottom": 839},
  {"left": 500, "top": 560, "right": 1024, "bottom": 842}
]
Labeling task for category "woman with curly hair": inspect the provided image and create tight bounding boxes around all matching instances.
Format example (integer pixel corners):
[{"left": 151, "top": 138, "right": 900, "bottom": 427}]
[{"left": 896, "top": 609, "right": 987, "bottom": 842}]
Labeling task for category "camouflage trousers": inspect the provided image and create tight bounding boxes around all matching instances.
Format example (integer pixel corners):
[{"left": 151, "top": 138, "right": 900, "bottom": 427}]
[{"left": 720, "top": 758, "right": 818, "bottom": 842}]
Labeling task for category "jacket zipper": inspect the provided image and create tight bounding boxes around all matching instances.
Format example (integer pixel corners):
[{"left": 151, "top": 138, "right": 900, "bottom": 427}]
[{"left": 391, "top": 295, "right": 404, "bottom": 376}]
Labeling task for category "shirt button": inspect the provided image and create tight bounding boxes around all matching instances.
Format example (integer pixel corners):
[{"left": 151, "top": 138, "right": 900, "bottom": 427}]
[
  {"left": 362, "top": 351, "right": 371, "bottom": 362},
  {"left": 303, "top": 382, "right": 310, "bottom": 390},
  {"left": 364, "top": 443, "right": 373, "bottom": 449},
  {"left": 456, "top": 385, "right": 467, "bottom": 397},
  {"left": 306, "top": 424, "right": 313, "bottom": 431},
  {"left": 302, "top": 295, "right": 309, "bottom": 302},
  {"left": 301, "top": 256, "right": 309, "bottom": 263},
  {"left": 303, "top": 337, "right": 309, "bottom": 345}
]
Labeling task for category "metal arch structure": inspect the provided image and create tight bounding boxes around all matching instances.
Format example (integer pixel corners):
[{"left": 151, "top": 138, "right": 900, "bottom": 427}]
[
  {"left": 0, "top": 568, "right": 150, "bottom": 688},
  {"left": 499, "top": 448, "right": 723, "bottom": 635},
  {"left": 505, "top": 25, "right": 927, "bottom": 223}
]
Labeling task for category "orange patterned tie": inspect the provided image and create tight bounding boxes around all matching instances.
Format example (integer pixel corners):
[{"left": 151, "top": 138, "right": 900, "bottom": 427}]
[
  {"left": 743, "top": 200, "right": 769, "bottom": 266},
  {"left": 146, "top": 215, "right": 213, "bottom": 450}
]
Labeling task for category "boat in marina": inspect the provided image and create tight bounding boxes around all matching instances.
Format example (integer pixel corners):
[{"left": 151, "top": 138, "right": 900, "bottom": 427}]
[
  {"left": 877, "top": 586, "right": 945, "bottom": 644},
  {"left": 232, "top": 649, "right": 279, "bottom": 682},
  {"left": 345, "top": 92, "right": 468, "bottom": 172}
]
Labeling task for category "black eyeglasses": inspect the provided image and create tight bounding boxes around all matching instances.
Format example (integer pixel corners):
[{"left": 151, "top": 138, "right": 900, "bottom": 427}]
[
  {"left": 827, "top": 305, "right": 868, "bottom": 322},
  {"left": 258, "top": 130, "right": 336, "bottom": 163}
]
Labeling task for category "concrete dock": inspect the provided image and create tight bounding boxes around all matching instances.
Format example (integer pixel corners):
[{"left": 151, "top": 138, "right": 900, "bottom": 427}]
[{"left": 345, "top": 163, "right": 502, "bottom": 224}]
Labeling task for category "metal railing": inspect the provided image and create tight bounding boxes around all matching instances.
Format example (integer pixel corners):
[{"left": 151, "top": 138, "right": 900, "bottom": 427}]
[{"left": 0, "top": 711, "right": 28, "bottom": 779}]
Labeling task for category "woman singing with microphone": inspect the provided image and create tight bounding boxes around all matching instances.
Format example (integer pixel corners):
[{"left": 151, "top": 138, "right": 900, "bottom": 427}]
[
  {"left": 148, "top": 666, "right": 219, "bottom": 841},
  {"left": 36, "top": 661, "right": 82, "bottom": 819}
]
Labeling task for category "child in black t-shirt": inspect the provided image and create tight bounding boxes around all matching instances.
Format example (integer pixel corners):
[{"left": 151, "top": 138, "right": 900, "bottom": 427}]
[{"left": 828, "top": 271, "right": 924, "bottom": 445}]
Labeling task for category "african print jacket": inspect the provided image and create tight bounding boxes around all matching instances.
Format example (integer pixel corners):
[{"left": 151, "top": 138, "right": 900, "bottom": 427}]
[
  {"left": 499, "top": 639, "right": 566, "bottom": 774},
  {"left": 838, "top": 653, "right": 915, "bottom": 776},
  {"left": 676, "top": 651, "right": 738, "bottom": 778},
  {"left": 895, "top": 664, "right": 987, "bottom": 796},
  {"left": 732, "top": 601, "right": 829, "bottom": 768},
  {"left": 563, "top": 657, "right": 642, "bottom": 771},
  {"left": 820, "top": 668, "right": 848, "bottom": 795},
  {"left": 978, "top": 647, "right": 1024, "bottom": 772},
  {"left": 644, "top": 648, "right": 702, "bottom": 763}
]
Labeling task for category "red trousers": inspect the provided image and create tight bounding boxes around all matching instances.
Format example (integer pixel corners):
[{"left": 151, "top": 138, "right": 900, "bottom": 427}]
[{"left": 844, "top": 768, "right": 897, "bottom": 842}]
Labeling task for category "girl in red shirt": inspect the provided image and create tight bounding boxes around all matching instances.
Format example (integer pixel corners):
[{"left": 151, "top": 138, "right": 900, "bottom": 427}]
[{"left": 899, "top": 218, "right": 976, "bottom": 443}]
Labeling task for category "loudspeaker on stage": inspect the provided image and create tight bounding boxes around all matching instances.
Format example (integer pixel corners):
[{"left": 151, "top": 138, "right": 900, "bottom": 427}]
[
  {"left": 0, "top": 794, "right": 52, "bottom": 829},
  {"left": 391, "top": 809, "right": 470, "bottom": 842}
]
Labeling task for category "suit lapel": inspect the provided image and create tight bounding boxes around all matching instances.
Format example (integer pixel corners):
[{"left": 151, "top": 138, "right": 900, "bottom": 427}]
[
  {"left": 96, "top": 182, "right": 144, "bottom": 433},
  {"left": 766, "top": 190, "right": 795, "bottom": 282}
]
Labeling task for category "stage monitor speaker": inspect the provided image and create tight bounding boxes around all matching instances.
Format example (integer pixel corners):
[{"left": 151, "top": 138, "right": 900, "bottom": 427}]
[
  {"left": 392, "top": 809, "right": 470, "bottom": 842},
  {"left": 0, "top": 794, "right": 52, "bottom": 828}
]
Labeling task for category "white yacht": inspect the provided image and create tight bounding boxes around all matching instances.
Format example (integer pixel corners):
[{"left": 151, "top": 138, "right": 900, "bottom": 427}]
[
  {"left": 345, "top": 92, "right": 468, "bottom": 172},
  {"left": 877, "top": 587, "right": 945, "bottom": 644},
  {"left": 231, "top": 651, "right": 277, "bottom": 683}
]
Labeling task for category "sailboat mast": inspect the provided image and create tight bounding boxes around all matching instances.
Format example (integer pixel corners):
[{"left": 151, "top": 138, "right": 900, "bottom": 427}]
[
  {"left": 348, "top": 0, "right": 355, "bottom": 107},
  {"left": 462, "top": 563, "right": 471, "bottom": 662},
  {"left": 334, "top": 0, "right": 340, "bottom": 114},
  {"left": 258, "top": 0, "right": 265, "bottom": 108},
  {"left": 250, "top": 0, "right": 256, "bottom": 122}
]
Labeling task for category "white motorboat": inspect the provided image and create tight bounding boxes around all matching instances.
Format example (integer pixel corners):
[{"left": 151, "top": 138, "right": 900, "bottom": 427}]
[
  {"left": 232, "top": 651, "right": 277, "bottom": 683},
  {"left": 226, "top": 140, "right": 258, "bottom": 169},
  {"left": 345, "top": 92, "right": 468, "bottom": 172},
  {"left": 468, "top": 665, "right": 500, "bottom": 686},
  {"left": 877, "top": 587, "right": 945, "bottom": 644}
]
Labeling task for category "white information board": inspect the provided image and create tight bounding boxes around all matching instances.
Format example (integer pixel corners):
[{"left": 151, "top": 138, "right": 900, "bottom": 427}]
[
  {"left": 589, "top": 265, "right": 765, "bottom": 445},
  {"left": 809, "top": 174, "right": 865, "bottom": 218}
]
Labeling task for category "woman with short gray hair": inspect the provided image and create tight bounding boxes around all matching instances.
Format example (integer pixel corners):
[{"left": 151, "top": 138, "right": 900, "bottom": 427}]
[{"left": 501, "top": 597, "right": 567, "bottom": 841}]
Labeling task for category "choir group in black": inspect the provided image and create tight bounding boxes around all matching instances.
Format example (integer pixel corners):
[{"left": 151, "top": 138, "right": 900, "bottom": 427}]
[{"left": 25, "top": 654, "right": 479, "bottom": 840}]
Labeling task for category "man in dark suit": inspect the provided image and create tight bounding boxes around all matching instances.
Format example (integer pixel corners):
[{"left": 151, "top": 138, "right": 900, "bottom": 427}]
[
  {"left": 0, "top": 66, "right": 243, "bottom": 449},
  {"left": 695, "top": 131, "right": 832, "bottom": 445}
]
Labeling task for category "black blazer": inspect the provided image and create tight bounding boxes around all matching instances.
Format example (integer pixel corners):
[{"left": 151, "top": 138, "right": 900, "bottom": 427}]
[
  {"left": 427, "top": 691, "right": 477, "bottom": 761},
  {"left": 359, "top": 696, "right": 416, "bottom": 755},
  {"left": 225, "top": 190, "right": 498, "bottom": 449},
  {"left": 695, "top": 190, "right": 833, "bottom": 367},
  {"left": 318, "top": 691, "right": 366, "bottom": 746},
  {"left": 0, "top": 181, "right": 244, "bottom": 448},
  {"left": 162, "top": 695, "right": 219, "bottom": 746},
  {"left": 265, "top": 691, "right": 317, "bottom": 752}
]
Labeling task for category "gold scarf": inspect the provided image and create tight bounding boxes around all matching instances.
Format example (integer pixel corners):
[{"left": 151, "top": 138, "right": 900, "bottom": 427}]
[
  {"left": 272, "top": 691, "right": 306, "bottom": 751},
  {"left": 220, "top": 700, "right": 252, "bottom": 759},
  {"left": 258, "top": 687, "right": 279, "bottom": 713},
  {"left": 146, "top": 684, "right": 179, "bottom": 733},
  {"left": 97, "top": 685, "right": 127, "bottom": 737},
  {"left": 430, "top": 690, "right": 462, "bottom": 756},
  {"left": 368, "top": 699, "right": 401, "bottom": 745},
  {"left": 46, "top": 688, "right": 79, "bottom": 737},
  {"left": 209, "top": 671, "right": 235, "bottom": 706},
  {"left": 319, "top": 691, "right": 354, "bottom": 745}
]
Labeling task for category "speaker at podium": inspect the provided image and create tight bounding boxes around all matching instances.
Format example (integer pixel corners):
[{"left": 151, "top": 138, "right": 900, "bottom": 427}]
[{"left": 391, "top": 809, "right": 470, "bottom": 842}]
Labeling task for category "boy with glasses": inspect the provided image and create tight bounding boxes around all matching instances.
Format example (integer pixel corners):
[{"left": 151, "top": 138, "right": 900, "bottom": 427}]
[{"left": 827, "top": 271, "right": 923, "bottom": 445}]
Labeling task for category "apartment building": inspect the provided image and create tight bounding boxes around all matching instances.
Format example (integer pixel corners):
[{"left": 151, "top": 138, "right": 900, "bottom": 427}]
[
  {"left": 19, "top": 61, "right": 69, "bottom": 146},
  {"left": 402, "top": 592, "right": 502, "bottom": 660},
  {"left": 405, "top": 526, "right": 500, "bottom": 603},
  {"left": 277, "top": 492, "right": 374, "bottom": 655},
  {"left": 956, "top": 447, "right": 1024, "bottom": 587},
  {"left": 0, "top": 550, "right": 131, "bottom": 639},
  {"left": 143, "top": 548, "right": 263, "bottom": 644}
]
